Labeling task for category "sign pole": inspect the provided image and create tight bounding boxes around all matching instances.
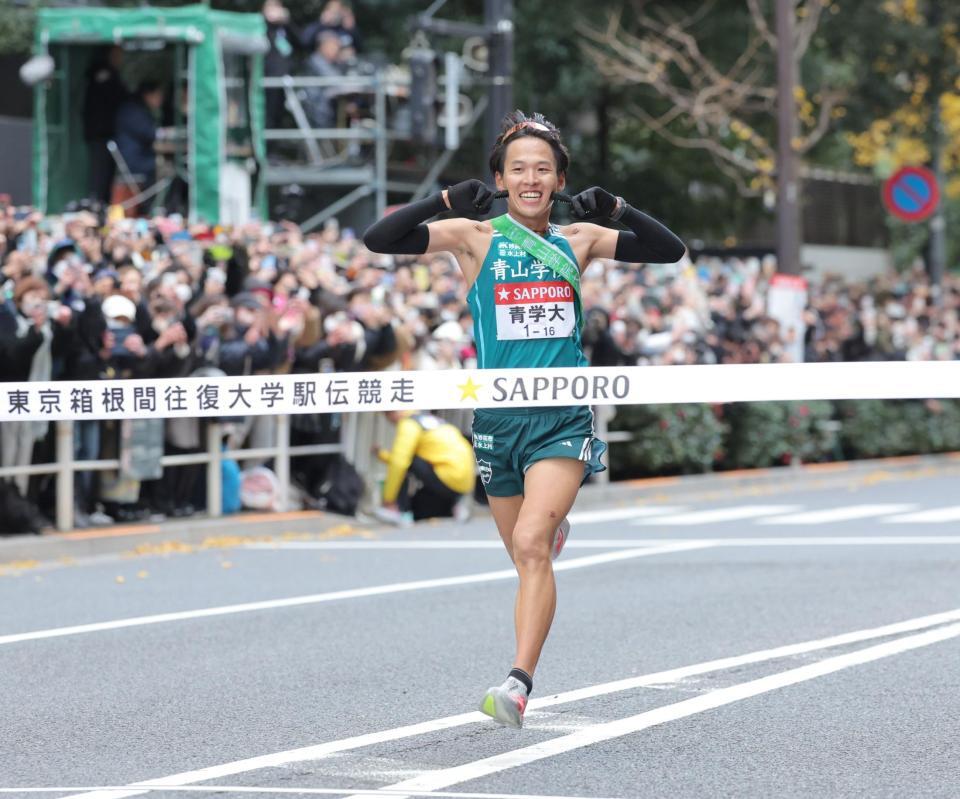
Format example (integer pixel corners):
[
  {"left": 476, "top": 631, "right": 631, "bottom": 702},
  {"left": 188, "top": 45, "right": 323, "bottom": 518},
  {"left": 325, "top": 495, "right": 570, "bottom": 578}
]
[{"left": 775, "top": 0, "right": 802, "bottom": 277}]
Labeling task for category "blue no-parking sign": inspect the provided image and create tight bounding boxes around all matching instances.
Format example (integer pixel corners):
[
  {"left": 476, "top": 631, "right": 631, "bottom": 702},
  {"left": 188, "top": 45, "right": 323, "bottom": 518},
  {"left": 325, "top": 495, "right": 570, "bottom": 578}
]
[{"left": 883, "top": 165, "right": 939, "bottom": 223}]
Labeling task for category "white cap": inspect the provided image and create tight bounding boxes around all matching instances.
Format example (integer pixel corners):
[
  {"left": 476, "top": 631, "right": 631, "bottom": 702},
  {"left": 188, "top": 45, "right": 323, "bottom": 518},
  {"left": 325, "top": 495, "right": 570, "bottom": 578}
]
[
  {"left": 432, "top": 320, "right": 465, "bottom": 342},
  {"left": 102, "top": 294, "right": 137, "bottom": 321}
]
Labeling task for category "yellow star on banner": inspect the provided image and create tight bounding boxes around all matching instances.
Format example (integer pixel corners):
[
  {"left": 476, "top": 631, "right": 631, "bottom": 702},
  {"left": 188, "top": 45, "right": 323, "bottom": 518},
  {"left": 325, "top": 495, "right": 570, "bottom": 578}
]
[{"left": 457, "top": 376, "right": 483, "bottom": 401}]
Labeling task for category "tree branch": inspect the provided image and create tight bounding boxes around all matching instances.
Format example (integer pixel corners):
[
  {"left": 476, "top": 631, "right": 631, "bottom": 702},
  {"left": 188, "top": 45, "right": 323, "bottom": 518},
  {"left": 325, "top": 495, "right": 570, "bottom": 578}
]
[{"left": 797, "top": 90, "right": 846, "bottom": 153}]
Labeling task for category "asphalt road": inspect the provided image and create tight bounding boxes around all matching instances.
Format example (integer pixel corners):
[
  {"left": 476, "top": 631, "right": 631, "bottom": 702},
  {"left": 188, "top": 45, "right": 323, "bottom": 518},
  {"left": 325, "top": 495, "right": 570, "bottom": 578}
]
[{"left": 2, "top": 458, "right": 960, "bottom": 799}]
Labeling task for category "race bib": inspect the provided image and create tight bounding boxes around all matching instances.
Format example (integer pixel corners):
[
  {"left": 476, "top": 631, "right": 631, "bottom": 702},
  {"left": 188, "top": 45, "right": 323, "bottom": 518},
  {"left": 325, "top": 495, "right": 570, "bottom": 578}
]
[{"left": 494, "top": 280, "right": 576, "bottom": 341}]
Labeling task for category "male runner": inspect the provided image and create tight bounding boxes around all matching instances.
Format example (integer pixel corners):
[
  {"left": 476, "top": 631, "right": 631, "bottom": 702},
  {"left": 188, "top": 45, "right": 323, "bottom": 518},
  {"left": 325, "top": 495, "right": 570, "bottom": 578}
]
[{"left": 363, "top": 110, "right": 685, "bottom": 727}]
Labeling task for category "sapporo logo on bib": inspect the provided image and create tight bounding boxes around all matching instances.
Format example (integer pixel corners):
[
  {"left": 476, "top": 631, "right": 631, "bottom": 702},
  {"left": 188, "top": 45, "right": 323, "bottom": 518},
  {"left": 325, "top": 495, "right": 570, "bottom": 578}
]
[{"left": 494, "top": 280, "right": 575, "bottom": 341}]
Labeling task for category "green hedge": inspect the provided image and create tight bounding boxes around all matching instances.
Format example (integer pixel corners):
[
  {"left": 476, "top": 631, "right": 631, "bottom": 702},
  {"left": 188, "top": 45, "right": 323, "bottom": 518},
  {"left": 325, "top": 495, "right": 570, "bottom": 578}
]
[
  {"left": 608, "top": 403, "right": 726, "bottom": 479},
  {"left": 608, "top": 399, "right": 960, "bottom": 478},
  {"left": 838, "top": 399, "right": 960, "bottom": 458},
  {"left": 725, "top": 401, "right": 838, "bottom": 468}
]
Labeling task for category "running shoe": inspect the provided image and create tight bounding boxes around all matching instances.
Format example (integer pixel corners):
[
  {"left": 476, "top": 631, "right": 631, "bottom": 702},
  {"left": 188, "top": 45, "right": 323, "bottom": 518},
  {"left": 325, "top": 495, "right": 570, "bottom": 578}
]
[
  {"left": 372, "top": 506, "right": 413, "bottom": 527},
  {"left": 551, "top": 517, "right": 571, "bottom": 560},
  {"left": 479, "top": 676, "right": 529, "bottom": 729}
]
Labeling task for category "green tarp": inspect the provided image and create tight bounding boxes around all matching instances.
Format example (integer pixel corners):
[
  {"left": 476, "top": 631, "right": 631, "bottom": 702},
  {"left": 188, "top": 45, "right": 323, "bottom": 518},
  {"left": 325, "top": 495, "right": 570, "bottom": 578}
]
[{"left": 33, "top": 5, "right": 266, "bottom": 222}]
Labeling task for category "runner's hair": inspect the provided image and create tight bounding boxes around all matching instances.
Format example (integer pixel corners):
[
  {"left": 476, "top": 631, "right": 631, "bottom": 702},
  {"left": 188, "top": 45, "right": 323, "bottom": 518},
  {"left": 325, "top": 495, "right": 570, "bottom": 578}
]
[{"left": 488, "top": 110, "right": 570, "bottom": 177}]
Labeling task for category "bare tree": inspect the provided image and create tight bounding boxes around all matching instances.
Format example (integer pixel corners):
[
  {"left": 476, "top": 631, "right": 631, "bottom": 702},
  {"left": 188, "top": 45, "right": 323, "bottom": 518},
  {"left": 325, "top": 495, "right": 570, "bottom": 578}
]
[{"left": 578, "top": 0, "right": 845, "bottom": 196}]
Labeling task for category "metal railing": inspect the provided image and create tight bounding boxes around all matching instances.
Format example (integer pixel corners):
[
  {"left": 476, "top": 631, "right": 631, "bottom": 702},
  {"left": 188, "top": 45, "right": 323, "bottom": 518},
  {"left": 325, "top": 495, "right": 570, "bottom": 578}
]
[
  {"left": 0, "top": 407, "right": 615, "bottom": 532},
  {"left": 262, "top": 73, "right": 396, "bottom": 229},
  {"left": 0, "top": 416, "right": 345, "bottom": 532}
]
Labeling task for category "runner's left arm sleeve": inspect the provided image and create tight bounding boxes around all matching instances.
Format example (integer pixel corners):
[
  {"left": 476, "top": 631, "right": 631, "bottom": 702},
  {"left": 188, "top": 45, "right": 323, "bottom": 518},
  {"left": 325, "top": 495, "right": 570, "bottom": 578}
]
[
  {"left": 569, "top": 186, "right": 685, "bottom": 264},
  {"left": 613, "top": 204, "right": 686, "bottom": 264}
]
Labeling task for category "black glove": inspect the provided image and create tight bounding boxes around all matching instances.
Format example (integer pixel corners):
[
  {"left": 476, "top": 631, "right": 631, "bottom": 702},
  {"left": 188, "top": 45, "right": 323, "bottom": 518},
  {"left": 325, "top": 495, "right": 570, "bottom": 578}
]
[
  {"left": 446, "top": 179, "right": 496, "bottom": 215},
  {"left": 569, "top": 186, "right": 619, "bottom": 220}
]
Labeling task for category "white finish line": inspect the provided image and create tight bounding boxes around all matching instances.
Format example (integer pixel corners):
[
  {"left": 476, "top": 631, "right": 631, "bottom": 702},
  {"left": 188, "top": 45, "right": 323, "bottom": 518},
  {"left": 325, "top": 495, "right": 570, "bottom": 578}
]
[
  {"left": 0, "top": 543, "right": 708, "bottom": 648},
  {"left": 59, "top": 606, "right": 960, "bottom": 799}
]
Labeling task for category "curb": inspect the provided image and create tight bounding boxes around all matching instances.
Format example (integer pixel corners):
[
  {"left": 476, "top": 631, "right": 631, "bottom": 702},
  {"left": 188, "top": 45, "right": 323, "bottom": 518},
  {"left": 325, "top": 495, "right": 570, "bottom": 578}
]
[{"left": 577, "top": 451, "right": 960, "bottom": 503}]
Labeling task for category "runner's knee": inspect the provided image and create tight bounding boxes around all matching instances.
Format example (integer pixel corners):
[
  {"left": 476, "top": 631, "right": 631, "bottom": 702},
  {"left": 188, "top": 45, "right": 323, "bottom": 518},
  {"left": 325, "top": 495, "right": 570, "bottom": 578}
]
[{"left": 511, "top": 525, "right": 551, "bottom": 567}]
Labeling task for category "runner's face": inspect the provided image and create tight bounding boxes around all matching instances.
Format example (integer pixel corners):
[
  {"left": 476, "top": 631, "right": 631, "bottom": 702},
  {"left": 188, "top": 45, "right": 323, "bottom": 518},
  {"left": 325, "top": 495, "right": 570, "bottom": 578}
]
[{"left": 495, "top": 137, "right": 565, "bottom": 223}]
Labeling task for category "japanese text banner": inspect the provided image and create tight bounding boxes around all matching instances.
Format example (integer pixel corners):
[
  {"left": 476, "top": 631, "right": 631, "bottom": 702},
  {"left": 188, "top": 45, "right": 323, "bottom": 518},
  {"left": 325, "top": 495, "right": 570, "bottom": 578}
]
[{"left": 1, "top": 362, "right": 959, "bottom": 422}]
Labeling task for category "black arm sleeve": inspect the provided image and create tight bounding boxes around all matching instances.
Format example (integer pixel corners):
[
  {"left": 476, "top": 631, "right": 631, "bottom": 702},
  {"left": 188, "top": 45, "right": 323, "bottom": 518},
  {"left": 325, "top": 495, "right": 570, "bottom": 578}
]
[
  {"left": 613, "top": 205, "right": 686, "bottom": 264},
  {"left": 362, "top": 193, "right": 447, "bottom": 255}
]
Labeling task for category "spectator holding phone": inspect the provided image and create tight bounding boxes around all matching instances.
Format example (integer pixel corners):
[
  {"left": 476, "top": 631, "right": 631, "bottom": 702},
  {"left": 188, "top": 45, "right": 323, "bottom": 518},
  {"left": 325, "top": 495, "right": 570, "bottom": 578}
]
[{"left": 0, "top": 277, "right": 71, "bottom": 496}]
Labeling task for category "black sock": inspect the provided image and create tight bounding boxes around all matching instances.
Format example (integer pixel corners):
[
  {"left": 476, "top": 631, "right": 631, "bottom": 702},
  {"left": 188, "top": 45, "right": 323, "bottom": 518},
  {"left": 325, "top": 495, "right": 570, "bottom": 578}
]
[{"left": 509, "top": 667, "right": 533, "bottom": 695}]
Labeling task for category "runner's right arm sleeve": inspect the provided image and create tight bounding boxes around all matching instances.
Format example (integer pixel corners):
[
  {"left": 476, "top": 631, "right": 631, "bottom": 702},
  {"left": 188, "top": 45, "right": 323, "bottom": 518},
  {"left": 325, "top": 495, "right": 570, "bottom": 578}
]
[{"left": 362, "top": 193, "right": 447, "bottom": 255}]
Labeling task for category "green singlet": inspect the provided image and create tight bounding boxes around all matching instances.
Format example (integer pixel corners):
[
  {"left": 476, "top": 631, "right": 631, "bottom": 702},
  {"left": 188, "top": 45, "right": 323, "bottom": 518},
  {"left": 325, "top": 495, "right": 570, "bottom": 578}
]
[
  {"left": 466, "top": 215, "right": 588, "bottom": 371},
  {"left": 466, "top": 214, "right": 606, "bottom": 497}
]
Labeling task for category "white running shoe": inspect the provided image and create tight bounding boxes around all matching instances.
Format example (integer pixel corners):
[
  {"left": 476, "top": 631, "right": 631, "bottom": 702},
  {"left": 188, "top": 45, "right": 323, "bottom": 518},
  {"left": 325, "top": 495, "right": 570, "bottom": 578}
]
[
  {"left": 372, "top": 506, "right": 413, "bottom": 527},
  {"left": 479, "top": 676, "right": 528, "bottom": 729},
  {"left": 453, "top": 495, "right": 473, "bottom": 522},
  {"left": 551, "top": 517, "right": 570, "bottom": 560}
]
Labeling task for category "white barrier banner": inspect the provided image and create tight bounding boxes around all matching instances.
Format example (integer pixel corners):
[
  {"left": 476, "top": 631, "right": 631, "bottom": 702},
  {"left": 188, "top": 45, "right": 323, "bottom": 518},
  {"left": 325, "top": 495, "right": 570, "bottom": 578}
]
[{"left": 0, "top": 362, "right": 959, "bottom": 422}]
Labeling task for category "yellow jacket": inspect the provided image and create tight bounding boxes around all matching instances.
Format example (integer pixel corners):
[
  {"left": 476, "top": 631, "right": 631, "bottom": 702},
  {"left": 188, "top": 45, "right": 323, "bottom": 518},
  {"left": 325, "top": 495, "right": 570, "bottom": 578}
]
[{"left": 378, "top": 412, "right": 475, "bottom": 503}]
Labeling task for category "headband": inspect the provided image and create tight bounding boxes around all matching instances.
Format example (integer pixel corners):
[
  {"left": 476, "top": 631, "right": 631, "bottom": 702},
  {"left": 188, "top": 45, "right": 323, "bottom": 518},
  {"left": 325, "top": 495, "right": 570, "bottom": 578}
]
[{"left": 498, "top": 120, "right": 554, "bottom": 143}]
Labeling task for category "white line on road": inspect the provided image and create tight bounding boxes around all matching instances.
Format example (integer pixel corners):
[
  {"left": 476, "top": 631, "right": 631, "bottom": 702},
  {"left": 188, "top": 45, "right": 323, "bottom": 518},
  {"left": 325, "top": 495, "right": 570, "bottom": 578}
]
[
  {"left": 59, "top": 605, "right": 960, "bottom": 799},
  {"left": 758, "top": 504, "right": 917, "bottom": 525},
  {"left": 353, "top": 622, "right": 960, "bottom": 799},
  {"left": 882, "top": 506, "right": 960, "bottom": 524},
  {"left": 243, "top": 535, "right": 960, "bottom": 552},
  {"left": 0, "top": 787, "right": 618, "bottom": 799},
  {"left": 0, "top": 543, "right": 708, "bottom": 648},
  {"left": 566, "top": 507, "right": 685, "bottom": 525},
  {"left": 632, "top": 505, "right": 800, "bottom": 526}
]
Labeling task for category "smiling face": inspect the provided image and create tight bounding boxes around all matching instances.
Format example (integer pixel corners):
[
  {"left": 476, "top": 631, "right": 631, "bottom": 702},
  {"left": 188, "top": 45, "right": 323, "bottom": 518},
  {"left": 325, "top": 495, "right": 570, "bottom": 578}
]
[{"left": 494, "top": 137, "right": 565, "bottom": 228}]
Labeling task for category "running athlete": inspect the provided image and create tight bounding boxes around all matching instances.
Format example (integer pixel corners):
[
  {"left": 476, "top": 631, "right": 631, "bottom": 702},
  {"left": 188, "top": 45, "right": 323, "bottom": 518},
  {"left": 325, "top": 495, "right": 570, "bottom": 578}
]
[{"left": 363, "top": 110, "right": 685, "bottom": 728}]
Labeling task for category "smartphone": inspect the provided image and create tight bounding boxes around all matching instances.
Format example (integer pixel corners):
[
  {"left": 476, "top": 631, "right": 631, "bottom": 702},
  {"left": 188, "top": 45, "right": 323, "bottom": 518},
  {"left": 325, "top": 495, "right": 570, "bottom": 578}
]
[{"left": 18, "top": 228, "right": 38, "bottom": 253}]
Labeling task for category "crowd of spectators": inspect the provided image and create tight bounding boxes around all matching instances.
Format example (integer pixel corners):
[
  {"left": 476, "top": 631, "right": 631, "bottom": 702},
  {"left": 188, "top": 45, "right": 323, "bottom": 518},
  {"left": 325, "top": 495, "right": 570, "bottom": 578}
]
[
  {"left": 580, "top": 256, "right": 960, "bottom": 367},
  {"left": 263, "top": 0, "right": 373, "bottom": 131},
  {"left": 0, "top": 201, "right": 472, "bottom": 528},
  {"left": 1, "top": 198, "right": 958, "bottom": 528}
]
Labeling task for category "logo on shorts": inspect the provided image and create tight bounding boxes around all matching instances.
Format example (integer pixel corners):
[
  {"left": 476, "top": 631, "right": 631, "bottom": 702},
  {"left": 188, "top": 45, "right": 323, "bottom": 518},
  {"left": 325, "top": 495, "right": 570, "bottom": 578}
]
[
  {"left": 475, "top": 433, "right": 494, "bottom": 451},
  {"left": 477, "top": 459, "right": 493, "bottom": 485}
]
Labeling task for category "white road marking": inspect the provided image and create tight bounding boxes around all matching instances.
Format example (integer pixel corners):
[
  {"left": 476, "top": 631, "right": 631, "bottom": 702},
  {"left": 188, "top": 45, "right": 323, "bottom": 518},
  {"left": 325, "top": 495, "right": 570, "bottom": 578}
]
[
  {"left": 245, "top": 541, "right": 509, "bottom": 550},
  {"left": 632, "top": 505, "right": 800, "bottom": 526},
  {"left": 882, "top": 506, "right": 960, "bottom": 524},
  {"left": 243, "top": 535, "right": 960, "bottom": 552},
  {"left": 0, "top": 543, "right": 707, "bottom": 648},
  {"left": 353, "top": 622, "right": 960, "bottom": 799},
  {"left": 1, "top": 788, "right": 615, "bottom": 799},
  {"left": 758, "top": 504, "right": 917, "bottom": 525},
  {"left": 59, "top": 605, "right": 960, "bottom": 799},
  {"left": 566, "top": 507, "right": 685, "bottom": 525}
]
